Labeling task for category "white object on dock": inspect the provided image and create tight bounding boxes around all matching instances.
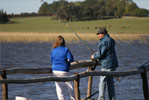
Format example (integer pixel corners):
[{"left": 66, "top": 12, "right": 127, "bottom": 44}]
[{"left": 15, "top": 96, "right": 31, "bottom": 100}]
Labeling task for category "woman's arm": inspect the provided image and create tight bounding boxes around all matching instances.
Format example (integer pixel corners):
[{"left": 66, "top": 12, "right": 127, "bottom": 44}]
[
  {"left": 66, "top": 49, "right": 74, "bottom": 62},
  {"left": 50, "top": 50, "right": 53, "bottom": 63}
]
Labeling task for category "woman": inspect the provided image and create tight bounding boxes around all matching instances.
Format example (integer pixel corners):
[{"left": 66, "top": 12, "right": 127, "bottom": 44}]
[{"left": 51, "top": 35, "right": 76, "bottom": 100}]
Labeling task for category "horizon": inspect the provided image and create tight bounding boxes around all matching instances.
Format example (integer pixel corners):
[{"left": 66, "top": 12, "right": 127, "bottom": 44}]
[{"left": 0, "top": 0, "right": 149, "bottom": 14}]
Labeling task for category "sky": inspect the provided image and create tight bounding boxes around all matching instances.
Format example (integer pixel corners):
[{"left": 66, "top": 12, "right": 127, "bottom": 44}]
[{"left": 0, "top": 0, "right": 149, "bottom": 14}]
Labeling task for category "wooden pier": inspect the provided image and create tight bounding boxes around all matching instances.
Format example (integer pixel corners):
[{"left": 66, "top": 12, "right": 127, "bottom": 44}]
[{"left": 0, "top": 60, "right": 149, "bottom": 100}]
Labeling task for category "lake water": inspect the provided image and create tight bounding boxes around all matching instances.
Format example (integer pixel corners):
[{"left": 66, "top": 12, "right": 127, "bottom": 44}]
[{"left": 0, "top": 40, "right": 149, "bottom": 100}]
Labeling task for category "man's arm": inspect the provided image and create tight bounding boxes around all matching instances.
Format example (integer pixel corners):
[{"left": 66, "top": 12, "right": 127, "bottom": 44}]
[{"left": 91, "top": 44, "right": 108, "bottom": 60}]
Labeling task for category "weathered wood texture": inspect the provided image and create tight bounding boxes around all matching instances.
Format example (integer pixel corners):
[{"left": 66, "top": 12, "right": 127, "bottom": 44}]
[
  {"left": 74, "top": 74, "right": 81, "bottom": 100},
  {"left": 0, "top": 60, "right": 149, "bottom": 100},
  {"left": 87, "top": 75, "right": 93, "bottom": 97},
  {"left": 0, "top": 65, "right": 149, "bottom": 84},
  {"left": 0, "top": 60, "right": 99, "bottom": 75},
  {"left": 87, "top": 68, "right": 94, "bottom": 98},
  {"left": 141, "top": 66, "right": 149, "bottom": 100},
  {"left": 0, "top": 69, "right": 8, "bottom": 100}
]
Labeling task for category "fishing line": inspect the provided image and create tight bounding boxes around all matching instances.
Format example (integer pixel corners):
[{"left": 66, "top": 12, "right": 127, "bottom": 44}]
[{"left": 41, "top": 0, "right": 95, "bottom": 54}]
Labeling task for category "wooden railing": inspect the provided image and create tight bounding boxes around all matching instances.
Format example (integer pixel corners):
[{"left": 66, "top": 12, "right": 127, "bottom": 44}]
[{"left": 0, "top": 60, "right": 149, "bottom": 100}]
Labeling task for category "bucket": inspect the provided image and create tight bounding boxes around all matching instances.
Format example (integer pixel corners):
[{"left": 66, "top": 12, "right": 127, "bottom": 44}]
[{"left": 15, "top": 96, "right": 31, "bottom": 100}]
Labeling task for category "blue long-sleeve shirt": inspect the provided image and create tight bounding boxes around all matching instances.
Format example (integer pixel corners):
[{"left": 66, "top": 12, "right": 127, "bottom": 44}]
[
  {"left": 51, "top": 46, "right": 74, "bottom": 72},
  {"left": 93, "top": 34, "right": 118, "bottom": 69}
]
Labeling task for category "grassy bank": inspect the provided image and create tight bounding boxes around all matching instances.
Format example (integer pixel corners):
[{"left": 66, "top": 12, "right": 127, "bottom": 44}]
[
  {"left": 0, "top": 32, "right": 148, "bottom": 43},
  {"left": 0, "top": 16, "right": 149, "bottom": 34},
  {"left": 0, "top": 16, "right": 149, "bottom": 42}
]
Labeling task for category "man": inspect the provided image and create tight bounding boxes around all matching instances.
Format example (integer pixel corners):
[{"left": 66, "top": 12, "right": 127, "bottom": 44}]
[{"left": 91, "top": 27, "right": 118, "bottom": 100}]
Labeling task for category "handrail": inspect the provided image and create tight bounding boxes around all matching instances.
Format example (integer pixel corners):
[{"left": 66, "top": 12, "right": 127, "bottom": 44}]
[
  {"left": 0, "top": 60, "right": 99, "bottom": 75},
  {"left": 0, "top": 65, "right": 149, "bottom": 84},
  {"left": 0, "top": 60, "right": 149, "bottom": 100}
]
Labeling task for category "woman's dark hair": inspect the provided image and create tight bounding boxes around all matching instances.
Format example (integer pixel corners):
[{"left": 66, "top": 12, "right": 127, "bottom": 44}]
[{"left": 52, "top": 35, "right": 65, "bottom": 49}]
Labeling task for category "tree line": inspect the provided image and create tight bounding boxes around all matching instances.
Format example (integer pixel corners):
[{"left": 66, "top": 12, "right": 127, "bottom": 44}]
[
  {"left": 0, "top": 11, "right": 51, "bottom": 24},
  {"left": 0, "top": 10, "right": 9, "bottom": 23},
  {"left": 1, "top": 0, "right": 149, "bottom": 23},
  {"left": 38, "top": 0, "right": 149, "bottom": 21}
]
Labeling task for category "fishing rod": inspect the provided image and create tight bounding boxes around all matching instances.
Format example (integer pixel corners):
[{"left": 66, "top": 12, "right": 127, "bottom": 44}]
[
  {"left": 140, "top": 61, "right": 149, "bottom": 66},
  {"left": 41, "top": 0, "right": 95, "bottom": 54}
]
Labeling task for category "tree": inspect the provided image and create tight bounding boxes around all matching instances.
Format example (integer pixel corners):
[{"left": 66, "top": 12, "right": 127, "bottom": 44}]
[
  {"left": 57, "top": 6, "right": 73, "bottom": 21},
  {"left": 124, "top": 2, "right": 138, "bottom": 16},
  {"left": 114, "top": 0, "right": 126, "bottom": 17},
  {"left": 38, "top": 2, "right": 51, "bottom": 15},
  {"left": 71, "top": 5, "right": 82, "bottom": 20},
  {"left": 0, "top": 9, "right": 9, "bottom": 24},
  {"left": 132, "top": 8, "right": 149, "bottom": 17},
  {"left": 38, "top": 0, "right": 149, "bottom": 21},
  {"left": 105, "top": 0, "right": 115, "bottom": 16}
]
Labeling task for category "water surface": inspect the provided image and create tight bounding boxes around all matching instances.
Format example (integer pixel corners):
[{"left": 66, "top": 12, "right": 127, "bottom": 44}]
[{"left": 0, "top": 41, "right": 149, "bottom": 100}]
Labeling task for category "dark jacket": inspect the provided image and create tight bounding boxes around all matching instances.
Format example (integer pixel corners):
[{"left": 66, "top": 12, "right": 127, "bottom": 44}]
[
  {"left": 51, "top": 46, "right": 74, "bottom": 72},
  {"left": 93, "top": 34, "right": 118, "bottom": 69}
]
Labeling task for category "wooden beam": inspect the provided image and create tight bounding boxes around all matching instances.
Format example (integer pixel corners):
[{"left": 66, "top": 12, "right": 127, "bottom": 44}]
[
  {"left": 141, "top": 66, "right": 149, "bottom": 100},
  {"left": 0, "top": 61, "right": 149, "bottom": 76},
  {"left": 87, "top": 75, "right": 93, "bottom": 98},
  {"left": 0, "top": 67, "right": 52, "bottom": 75},
  {"left": 0, "top": 60, "right": 100, "bottom": 75},
  {"left": 0, "top": 65, "right": 149, "bottom": 84},
  {"left": 87, "top": 68, "right": 93, "bottom": 98},
  {"left": 0, "top": 69, "right": 8, "bottom": 100},
  {"left": 74, "top": 74, "right": 81, "bottom": 100}
]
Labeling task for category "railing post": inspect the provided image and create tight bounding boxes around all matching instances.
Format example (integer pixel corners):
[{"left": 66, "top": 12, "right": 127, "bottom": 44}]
[
  {"left": 74, "top": 73, "right": 81, "bottom": 100},
  {"left": 87, "top": 68, "right": 93, "bottom": 98},
  {"left": 141, "top": 66, "right": 149, "bottom": 100},
  {"left": 0, "top": 69, "right": 8, "bottom": 100},
  {"left": 86, "top": 60, "right": 97, "bottom": 99}
]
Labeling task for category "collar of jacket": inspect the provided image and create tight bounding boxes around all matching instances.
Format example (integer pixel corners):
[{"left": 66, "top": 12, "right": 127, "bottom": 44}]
[{"left": 100, "top": 33, "right": 109, "bottom": 41}]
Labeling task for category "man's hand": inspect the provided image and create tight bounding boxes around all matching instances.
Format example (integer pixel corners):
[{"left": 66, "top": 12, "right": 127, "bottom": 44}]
[
  {"left": 91, "top": 55, "right": 94, "bottom": 60},
  {"left": 93, "top": 52, "right": 98, "bottom": 55}
]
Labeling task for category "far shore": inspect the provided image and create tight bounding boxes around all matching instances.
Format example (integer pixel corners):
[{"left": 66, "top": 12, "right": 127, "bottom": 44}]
[{"left": 0, "top": 32, "right": 149, "bottom": 43}]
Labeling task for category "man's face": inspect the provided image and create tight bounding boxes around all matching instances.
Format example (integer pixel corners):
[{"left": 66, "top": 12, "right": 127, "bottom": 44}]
[{"left": 97, "top": 33, "right": 105, "bottom": 39}]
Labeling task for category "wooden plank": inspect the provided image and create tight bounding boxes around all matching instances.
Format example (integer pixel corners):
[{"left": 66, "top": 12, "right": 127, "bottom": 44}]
[
  {"left": 0, "top": 60, "right": 100, "bottom": 75},
  {"left": 87, "top": 68, "right": 93, "bottom": 98},
  {"left": 141, "top": 67, "right": 149, "bottom": 100},
  {"left": 0, "top": 70, "right": 142, "bottom": 84},
  {"left": 87, "top": 75, "right": 93, "bottom": 98},
  {"left": 0, "top": 65, "right": 149, "bottom": 84},
  {"left": 0, "top": 60, "right": 149, "bottom": 76},
  {"left": 86, "top": 60, "right": 97, "bottom": 98},
  {"left": 0, "top": 69, "right": 8, "bottom": 100},
  {"left": 0, "top": 67, "right": 52, "bottom": 75},
  {"left": 71, "top": 60, "right": 100, "bottom": 70},
  {"left": 74, "top": 74, "right": 81, "bottom": 100},
  {"left": 0, "top": 61, "right": 149, "bottom": 76}
]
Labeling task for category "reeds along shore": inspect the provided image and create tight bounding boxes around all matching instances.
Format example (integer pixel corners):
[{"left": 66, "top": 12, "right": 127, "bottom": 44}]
[{"left": 0, "top": 32, "right": 149, "bottom": 43}]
